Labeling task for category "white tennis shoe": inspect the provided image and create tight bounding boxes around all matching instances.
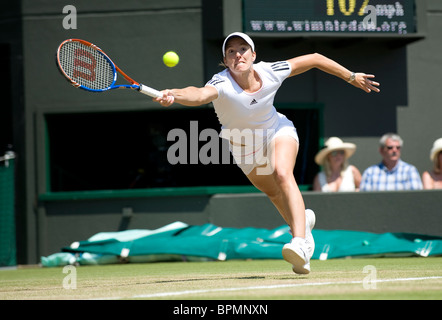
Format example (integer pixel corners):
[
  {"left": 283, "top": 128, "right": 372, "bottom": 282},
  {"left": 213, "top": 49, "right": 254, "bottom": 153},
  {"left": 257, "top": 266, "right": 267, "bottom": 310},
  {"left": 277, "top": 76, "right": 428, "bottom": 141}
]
[
  {"left": 283, "top": 209, "right": 316, "bottom": 274},
  {"left": 305, "top": 209, "right": 316, "bottom": 259},
  {"left": 282, "top": 238, "right": 310, "bottom": 274}
]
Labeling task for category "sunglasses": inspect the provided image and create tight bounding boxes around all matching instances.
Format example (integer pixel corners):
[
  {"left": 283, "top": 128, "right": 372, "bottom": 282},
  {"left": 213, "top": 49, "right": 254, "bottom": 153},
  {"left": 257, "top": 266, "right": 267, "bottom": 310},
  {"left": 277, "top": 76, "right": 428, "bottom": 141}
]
[
  {"left": 330, "top": 150, "right": 345, "bottom": 157},
  {"left": 385, "top": 145, "right": 401, "bottom": 150}
]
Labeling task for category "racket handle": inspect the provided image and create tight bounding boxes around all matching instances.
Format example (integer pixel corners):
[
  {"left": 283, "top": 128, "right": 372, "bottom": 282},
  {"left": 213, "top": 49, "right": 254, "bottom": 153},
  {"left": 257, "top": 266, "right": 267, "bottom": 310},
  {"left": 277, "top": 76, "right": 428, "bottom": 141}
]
[{"left": 138, "top": 83, "right": 162, "bottom": 98}]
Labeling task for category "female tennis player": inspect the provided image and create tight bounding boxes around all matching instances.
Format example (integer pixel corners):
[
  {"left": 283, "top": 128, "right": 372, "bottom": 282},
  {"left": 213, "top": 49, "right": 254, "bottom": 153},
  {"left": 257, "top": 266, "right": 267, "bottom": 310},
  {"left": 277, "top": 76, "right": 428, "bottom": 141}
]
[{"left": 154, "top": 32, "right": 380, "bottom": 274}]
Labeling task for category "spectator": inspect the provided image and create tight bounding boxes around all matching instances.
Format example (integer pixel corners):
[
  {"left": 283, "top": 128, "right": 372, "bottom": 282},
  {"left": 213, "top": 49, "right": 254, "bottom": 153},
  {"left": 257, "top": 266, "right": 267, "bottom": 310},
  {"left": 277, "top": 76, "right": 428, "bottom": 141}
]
[
  {"left": 360, "top": 133, "right": 423, "bottom": 191},
  {"left": 422, "top": 138, "right": 442, "bottom": 189},
  {"left": 313, "top": 137, "right": 361, "bottom": 192}
]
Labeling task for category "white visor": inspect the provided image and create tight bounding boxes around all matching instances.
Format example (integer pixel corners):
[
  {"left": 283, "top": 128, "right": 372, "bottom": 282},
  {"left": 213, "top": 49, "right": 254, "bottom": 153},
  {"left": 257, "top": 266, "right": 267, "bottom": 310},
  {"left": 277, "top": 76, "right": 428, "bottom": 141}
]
[{"left": 222, "top": 32, "right": 255, "bottom": 57}]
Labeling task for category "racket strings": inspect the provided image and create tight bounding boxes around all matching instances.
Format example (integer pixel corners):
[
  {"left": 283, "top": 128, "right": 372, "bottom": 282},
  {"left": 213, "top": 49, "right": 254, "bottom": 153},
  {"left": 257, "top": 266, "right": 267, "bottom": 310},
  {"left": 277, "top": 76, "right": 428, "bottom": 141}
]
[{"left": 59, "top": 41, "right": 115, "bottom": 90}]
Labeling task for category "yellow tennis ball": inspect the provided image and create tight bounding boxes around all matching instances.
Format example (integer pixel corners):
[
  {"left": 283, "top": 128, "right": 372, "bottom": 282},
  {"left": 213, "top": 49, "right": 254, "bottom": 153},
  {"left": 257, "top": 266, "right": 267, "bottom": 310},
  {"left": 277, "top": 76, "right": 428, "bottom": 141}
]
[{"left": 163, "top": 51, "right": 179, "bottom": 67}]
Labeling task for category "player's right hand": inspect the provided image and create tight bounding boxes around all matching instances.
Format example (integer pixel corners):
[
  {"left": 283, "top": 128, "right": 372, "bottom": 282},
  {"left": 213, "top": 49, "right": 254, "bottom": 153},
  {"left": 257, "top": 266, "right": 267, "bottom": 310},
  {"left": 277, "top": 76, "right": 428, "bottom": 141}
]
[{"left": 154, "top": 90, "right": 175, "bottom": 107}]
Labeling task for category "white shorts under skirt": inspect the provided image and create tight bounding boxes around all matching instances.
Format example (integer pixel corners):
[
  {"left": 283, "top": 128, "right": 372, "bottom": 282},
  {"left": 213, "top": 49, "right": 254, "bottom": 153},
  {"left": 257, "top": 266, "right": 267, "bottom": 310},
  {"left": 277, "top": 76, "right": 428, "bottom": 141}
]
[{"left": 226, "top": 114, "right": 299, "bottom": 175}]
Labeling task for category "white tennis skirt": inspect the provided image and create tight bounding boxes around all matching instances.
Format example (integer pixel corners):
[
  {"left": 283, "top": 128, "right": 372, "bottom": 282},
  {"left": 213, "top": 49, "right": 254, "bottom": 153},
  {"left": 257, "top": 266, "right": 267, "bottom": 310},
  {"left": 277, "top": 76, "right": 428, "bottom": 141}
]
[{"left": 225, "top": 113, "right": 299, "bottom": 175}]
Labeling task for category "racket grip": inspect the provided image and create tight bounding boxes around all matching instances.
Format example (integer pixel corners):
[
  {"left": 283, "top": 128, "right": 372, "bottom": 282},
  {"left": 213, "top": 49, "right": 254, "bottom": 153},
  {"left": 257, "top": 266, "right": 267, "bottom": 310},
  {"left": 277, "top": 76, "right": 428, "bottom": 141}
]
[{"left": 138, "top": 84, "right": 162, "bottom": 98}]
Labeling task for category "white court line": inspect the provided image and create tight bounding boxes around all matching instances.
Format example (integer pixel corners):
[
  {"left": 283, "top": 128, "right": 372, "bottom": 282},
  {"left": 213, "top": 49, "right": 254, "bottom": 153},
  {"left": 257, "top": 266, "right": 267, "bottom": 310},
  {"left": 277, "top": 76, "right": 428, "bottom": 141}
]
[{"left": 121, "top": 276, "right": 442, "bottom": 299}]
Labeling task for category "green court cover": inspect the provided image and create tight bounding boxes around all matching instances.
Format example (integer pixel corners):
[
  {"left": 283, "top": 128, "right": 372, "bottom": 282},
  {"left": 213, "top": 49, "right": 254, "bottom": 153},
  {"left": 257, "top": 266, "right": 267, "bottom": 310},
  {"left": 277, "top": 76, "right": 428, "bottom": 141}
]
[
  {"left": 0, "top": 157, "right": 16, "bottom": 267},
  {"left": 41, "top": 222, "right": 442, "bottom": 267}
]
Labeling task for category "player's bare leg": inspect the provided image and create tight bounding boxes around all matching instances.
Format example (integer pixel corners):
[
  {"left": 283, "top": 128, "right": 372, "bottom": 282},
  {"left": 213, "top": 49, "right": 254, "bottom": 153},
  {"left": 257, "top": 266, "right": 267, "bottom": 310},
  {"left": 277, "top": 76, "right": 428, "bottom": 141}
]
[
  {"left": 246, "top": 136, "right": 305, "bottom": 237},
  {"left": 246, "top": 136, "right": 312, "bottom": 273}
]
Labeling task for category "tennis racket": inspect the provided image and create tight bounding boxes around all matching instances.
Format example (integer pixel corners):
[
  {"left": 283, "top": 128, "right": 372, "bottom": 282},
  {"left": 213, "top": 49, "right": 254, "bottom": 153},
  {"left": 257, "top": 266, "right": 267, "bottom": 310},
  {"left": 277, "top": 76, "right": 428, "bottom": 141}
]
[{"left": 56, "top": 39, "right": 162, "bottom": 98}]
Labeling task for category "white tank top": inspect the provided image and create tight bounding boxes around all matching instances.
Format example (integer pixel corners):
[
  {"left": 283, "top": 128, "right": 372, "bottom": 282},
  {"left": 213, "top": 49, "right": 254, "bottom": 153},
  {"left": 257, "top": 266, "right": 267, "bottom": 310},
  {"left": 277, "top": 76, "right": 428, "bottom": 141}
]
[
  {"left": 318, "top": 166, "right": 356, "bottom": 192},
  {"left": 205, "top": 61, "right": 292, "bottom": 142}
]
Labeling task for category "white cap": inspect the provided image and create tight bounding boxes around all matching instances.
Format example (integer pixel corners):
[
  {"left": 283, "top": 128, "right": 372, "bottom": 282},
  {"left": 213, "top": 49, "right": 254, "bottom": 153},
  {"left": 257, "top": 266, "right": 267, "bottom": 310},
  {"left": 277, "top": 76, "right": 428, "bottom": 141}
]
[{"left": 222, "top": 32, "right": 255, "bottom": 57}]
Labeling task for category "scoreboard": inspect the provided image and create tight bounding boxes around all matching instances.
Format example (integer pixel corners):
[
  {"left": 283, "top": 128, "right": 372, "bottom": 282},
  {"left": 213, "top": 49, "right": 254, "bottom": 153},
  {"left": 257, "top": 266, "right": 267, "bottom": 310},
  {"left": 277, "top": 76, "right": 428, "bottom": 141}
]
[{"left": 243, "top": 0, "right": 416, "bottom": 35}]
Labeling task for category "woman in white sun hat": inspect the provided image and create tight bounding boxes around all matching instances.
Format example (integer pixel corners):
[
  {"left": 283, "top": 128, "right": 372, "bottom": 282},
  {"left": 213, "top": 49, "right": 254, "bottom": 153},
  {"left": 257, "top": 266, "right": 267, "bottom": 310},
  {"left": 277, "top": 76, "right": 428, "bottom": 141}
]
[
  {"left": 422, "top": 138, "right": 442, "bottom": 189},
  {"left": 313, "top": 137, "right": 362, "bottom": 192},
  {"left": 155, "top": 32, "right": 380, "bottom": 274}
]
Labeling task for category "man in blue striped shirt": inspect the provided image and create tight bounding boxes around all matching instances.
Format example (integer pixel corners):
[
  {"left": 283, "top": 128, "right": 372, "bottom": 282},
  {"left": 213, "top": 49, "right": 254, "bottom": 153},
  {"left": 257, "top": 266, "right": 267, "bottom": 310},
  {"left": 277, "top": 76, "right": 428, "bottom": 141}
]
[{"left": 360, "top": 133, "right": 423, "bottom": 191}]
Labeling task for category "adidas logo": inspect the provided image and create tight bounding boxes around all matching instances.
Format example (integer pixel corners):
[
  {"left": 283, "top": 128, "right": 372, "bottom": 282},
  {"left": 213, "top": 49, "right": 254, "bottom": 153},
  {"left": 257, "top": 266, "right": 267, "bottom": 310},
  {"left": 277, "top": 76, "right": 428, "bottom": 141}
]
[{"left": 250, "top": 99, "right": 258, "bottom": 105}]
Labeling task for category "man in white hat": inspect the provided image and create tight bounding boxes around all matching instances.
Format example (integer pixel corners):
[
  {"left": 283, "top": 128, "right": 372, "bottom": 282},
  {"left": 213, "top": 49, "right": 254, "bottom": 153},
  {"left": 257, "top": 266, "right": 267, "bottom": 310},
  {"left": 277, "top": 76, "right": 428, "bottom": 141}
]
[
  {"left": 360, "top": 133, "right": 423, "bottom": 191},
  {"left": 422, "top": 138, "right": 442, "bottom": 189},
  {"left": 155, "top": 32, "right": 380, "bottom": 274}
]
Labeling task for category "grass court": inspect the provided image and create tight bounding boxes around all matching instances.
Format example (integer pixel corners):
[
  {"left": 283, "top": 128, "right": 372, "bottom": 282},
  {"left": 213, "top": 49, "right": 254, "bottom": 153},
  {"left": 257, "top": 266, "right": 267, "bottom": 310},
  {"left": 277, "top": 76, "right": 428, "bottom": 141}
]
[{"left": 0, "top": 257, "right": 441, "bottom": 301}]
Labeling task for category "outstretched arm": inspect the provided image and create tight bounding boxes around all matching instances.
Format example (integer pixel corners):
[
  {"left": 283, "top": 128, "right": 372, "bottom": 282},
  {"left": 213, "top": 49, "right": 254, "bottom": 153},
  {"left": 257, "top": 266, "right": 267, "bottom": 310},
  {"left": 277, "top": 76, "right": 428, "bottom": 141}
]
[
  {"left": 287, "top": 53, "right": 380, "bottom": 93},
  {"left": 154, "top": 85, "right": 218, "bottom": 107}
]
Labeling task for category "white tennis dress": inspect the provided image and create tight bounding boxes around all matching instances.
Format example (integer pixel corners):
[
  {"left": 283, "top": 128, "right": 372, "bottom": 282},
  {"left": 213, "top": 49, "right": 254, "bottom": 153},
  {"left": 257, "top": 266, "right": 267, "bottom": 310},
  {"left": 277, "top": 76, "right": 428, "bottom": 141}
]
[{"left": 206, "top": 61, "right": 299, "bottom": 174}]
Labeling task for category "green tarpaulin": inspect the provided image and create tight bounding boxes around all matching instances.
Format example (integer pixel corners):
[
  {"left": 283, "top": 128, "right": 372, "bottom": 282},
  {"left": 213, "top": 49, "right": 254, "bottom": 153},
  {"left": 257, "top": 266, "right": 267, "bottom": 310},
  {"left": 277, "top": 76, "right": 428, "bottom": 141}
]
[
  {"left": 0, "top": 154, "right": 17, "bottom": 267},
  {"left": 41, "top": 221, "right": 442, "bottom": 267}
]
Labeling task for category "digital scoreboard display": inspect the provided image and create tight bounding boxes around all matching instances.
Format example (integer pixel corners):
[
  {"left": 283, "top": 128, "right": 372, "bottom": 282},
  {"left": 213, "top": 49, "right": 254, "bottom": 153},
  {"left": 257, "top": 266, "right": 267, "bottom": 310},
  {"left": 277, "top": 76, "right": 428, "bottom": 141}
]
[{"left": 243, "top": 0, "right": 416, "bottom": 35}]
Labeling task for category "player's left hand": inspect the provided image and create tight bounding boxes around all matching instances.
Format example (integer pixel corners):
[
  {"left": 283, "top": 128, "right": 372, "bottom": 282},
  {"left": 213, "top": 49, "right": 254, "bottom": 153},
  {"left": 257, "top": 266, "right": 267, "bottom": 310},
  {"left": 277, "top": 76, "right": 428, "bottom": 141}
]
[{"left": 352, "top": 73, "right": 380, "bottom": 93}]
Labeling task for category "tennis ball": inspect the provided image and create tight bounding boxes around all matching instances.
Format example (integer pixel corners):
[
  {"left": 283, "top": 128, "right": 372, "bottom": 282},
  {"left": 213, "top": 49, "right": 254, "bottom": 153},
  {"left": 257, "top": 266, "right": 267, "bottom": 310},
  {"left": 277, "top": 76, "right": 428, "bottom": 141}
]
[{"left": 163, "top": 51, "right": 179, "bottom": 67}]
